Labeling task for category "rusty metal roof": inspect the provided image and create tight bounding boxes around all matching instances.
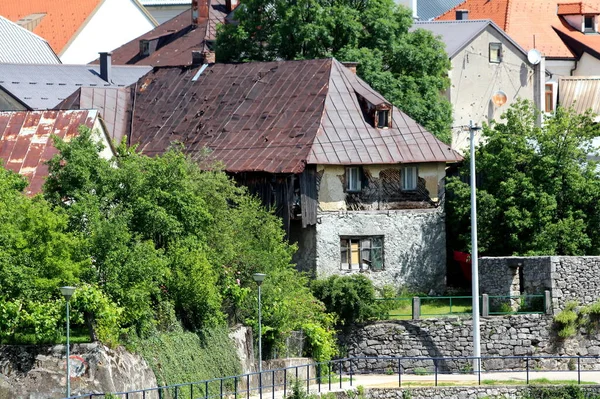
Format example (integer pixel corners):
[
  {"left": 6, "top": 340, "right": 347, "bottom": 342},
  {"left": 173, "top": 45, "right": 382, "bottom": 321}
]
[
  {"left": 55, "top": 87, "right": 133, "bottom": 145},
  {"left": 0, "top": 110, "right": 99, "bottom": 195},
  {"left": 559, "top": 76, "right": 600, "bottom": 117},
  {"left": 107, "top": 0, "right": 227, "bottom": 67},
  {"left": 130, "top": 59, "right": 461, "bottom": 173}
]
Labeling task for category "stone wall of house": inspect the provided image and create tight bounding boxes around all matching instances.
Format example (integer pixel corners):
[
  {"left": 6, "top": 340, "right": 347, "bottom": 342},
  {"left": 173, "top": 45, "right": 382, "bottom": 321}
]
[
  {"left": 315, "top": 208, "right": 446, "bottom": 292},
  {"left": 334, "top": 386, "right": 600, "bottom": 399},
  {"left": 479, "top": 256, "right": 600, "bottom": 313},
  {"left": 340, "top": 316, "right": 600, "bottom": 373}
]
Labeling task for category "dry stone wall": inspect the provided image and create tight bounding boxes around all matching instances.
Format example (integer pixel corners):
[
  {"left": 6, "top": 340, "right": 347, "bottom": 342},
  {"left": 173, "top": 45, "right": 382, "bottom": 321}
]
[
  {"left": 351, "top": 386, "right": 600, "bottom": 399},
  {"left": 341, "top": 315, "right": 600, "bottom": 373}
]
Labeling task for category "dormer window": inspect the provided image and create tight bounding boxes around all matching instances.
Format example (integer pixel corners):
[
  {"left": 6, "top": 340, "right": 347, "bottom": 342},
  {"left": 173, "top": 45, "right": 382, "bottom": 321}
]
[
  {"left": 584, "top": 16, "right": 595, "bottom": 32},
  {"left": 377, "top": 110, "right": 389, "bottom": 128}
]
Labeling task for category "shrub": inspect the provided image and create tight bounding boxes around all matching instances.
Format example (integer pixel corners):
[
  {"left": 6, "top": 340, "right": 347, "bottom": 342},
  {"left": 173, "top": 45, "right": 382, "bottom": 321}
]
[{"left": 553, "top": 301, "right": 579, "bottom": 338}]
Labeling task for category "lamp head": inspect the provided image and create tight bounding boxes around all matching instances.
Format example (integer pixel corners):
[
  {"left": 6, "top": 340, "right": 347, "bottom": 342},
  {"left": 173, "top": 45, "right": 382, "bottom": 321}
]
[
  {"left": 60, "top": 286, "right": 76, "bottom": 301},
  {"left": 252, "top": 273, "right": 266, "bottom": 286},
  {"left": 492, "top": 90, "right": 507, "bottom": 107}
]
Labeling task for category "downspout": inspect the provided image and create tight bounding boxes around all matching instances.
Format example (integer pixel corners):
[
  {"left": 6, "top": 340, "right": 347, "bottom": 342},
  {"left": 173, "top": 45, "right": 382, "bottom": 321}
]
[{"left": 570, "top": 59, "right": 578, "bottom": 75}]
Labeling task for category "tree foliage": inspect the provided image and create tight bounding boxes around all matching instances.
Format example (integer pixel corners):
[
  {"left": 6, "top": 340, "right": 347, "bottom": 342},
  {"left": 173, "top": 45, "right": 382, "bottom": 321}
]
[
  {"left": 215, "top": 0, "right": 452, "bottom": 142},
  {"left": 447, "top": 101, "right": 600, "bottom": 256}
]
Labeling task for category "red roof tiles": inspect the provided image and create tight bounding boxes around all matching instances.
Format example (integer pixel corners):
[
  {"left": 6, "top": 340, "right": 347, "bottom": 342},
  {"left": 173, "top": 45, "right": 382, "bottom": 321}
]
[{"left": 0, "top": 110, "right": 99, "bottom": 195}]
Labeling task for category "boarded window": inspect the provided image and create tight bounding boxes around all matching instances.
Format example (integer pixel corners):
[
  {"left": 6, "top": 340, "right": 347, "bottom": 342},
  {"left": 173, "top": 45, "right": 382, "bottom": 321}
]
[
  {"left": 489, "top": 42, "right": 502, "bottom": 63},
  {"left": 402, "top": 166, "right": 418, "bottom": 191},
  {"left": 340, "top": 236, "right": 384, "bottom": 270},
  {"left": 346, "top": 166, "right": 362, "bottom": 192}
]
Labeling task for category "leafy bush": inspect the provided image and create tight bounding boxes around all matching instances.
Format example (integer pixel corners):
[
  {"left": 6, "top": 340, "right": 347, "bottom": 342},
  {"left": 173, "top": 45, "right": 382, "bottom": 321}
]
[
  {"left": 554, "top": 301, "right": 579, "bottom": 338},
  {"left": 311, "top": 275, "right": 381, "bottom": 326}
]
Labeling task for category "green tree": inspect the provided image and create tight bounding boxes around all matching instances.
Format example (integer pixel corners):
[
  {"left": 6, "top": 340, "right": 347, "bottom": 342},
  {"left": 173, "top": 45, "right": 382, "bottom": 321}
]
[
  {"left": 216, "top": 0, "right": 452, "bottom": 142},
  {"left": 447, "top": 100, "right": 600, "bottom": 256}
]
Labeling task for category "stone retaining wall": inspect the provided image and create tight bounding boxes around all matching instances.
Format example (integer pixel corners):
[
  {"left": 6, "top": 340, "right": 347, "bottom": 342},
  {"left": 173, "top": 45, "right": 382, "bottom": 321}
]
[
  {"left": 479, "top": 256, "right": 600, "bottom": 313},
  {"left": 341, "top": 315, "right": 600, "bottom": 373}
]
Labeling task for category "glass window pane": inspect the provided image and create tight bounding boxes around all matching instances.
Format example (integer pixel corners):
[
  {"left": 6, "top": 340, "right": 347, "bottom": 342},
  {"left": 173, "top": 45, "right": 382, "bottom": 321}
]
[{"left": 371, "top": 247, "right": 384, "bottom": 270}]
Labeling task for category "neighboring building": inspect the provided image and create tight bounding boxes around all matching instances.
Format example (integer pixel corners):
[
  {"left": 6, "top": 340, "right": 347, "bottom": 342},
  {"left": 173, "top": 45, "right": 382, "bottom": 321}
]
[
  {"left": 0, "top": 0, "right": 157, "bottom": 64},
  {"left": 140, "top": 0, "right": 191, "bottom": 24},
  {"left": 397, "top": 0, "right": 464, "bottom": 20},
  {"left": 436, "top": 0, "right": 600, "bottom": 95},
  {"left": 0, "top": 110, "right": 114, "bottom": 195},
  {"left": 413, "top": 20, "right": 543, "bottom": 152},
  {"left": 0, "top": 59, "right": 151, "bottom": 111},
  {"left": 107, "top": 0, "right": 230, "bottom": 67},
  {"left": 115, "top": 58, "right": 462, "bottom": 291},
  {"left": 0, "top": 15, "right": 60, "bottom": 64}
]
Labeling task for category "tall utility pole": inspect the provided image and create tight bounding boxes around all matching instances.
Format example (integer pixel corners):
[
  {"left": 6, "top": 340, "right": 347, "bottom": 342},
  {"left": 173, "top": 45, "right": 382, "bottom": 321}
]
[{"left": 469, "top": 121, "right": 482, "bottom": 373}]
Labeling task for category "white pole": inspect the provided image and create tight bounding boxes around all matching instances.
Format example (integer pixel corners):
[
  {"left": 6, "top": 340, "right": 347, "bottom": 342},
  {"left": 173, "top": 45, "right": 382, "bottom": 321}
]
[
  {"left": 257, "top": 284, "right": 262, "bottom": 373},
  {"left": 66, "top": 299, "right": 71, "bottom": 398},
  {"left": 470, "top": 120, "right": 481, "bottom": 373}
]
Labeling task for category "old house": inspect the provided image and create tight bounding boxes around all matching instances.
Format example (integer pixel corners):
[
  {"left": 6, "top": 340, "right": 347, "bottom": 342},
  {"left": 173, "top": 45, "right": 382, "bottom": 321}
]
[
  {"left": 0, "top": 110, "right": 114, "bottom": 195},
  {"left": 116, "top": 58, "right": 461, "bottom": 290},
  {"left": 0, "top": 0, "right": 157, "bottom": 63},
  {"left": 0, "top": 15, "right": 60, "bottom": 64},
  {"left": 105, "top": 0, "right": 230, "bottom": 67},
  {"left": 413, "top": 20, "right": 542, "bottom": 152}
]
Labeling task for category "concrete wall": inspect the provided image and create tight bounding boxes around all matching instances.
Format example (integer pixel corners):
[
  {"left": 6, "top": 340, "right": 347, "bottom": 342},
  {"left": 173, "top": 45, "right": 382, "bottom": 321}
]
[
  {"left": 479, "top": 256, "right": 600, "bottom": 313},
  {"left": 315, "top": 208, "right": 446, "bottom": 292},
  {"left": 448, "top": 25, "right": 535, "bottom": 153},
  {"left": 61, "top": 0, "right": 156, "bottom": 63},
  {"left": 340, "top": 316, "right": 600, "bottom": 373},
  {"left": 573, "top": 52, "right": 600, "bottom": 76}
]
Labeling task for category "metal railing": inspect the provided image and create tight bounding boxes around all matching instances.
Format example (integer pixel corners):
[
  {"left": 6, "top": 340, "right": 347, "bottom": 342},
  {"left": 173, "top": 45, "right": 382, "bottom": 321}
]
[{"left": 65, "top": 354, "right": 600, "bottom": 399}]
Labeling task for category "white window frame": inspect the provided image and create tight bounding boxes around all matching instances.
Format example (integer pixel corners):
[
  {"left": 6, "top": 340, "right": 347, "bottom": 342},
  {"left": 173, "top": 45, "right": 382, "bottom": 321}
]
[
  {"left": 402, "top": 166, "right": 418, "bottom": 191},
  {"left": 584, "top": 15, "right": 595, "bottom": 33},
  {"left": 346, "top": 166, "right": 362, "bottom": 192},
  {"left": 489, "top": 42, "right": 502, "bottom": 63},
  {"left": 340, "top": 236, "right": 384, "bottom": 271}
]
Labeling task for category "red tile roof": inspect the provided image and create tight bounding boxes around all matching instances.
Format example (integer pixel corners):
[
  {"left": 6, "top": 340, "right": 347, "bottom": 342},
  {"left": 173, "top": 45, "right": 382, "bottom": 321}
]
[
  {"left": 557, "top": 2, "right": 600, "bottom": 14},
  {"left": 106, "top": 0, "right": 227, "bottom": 66},
  {"left": 129, "top": 59, "right": 461, "bottom": 174},
  {"left": 0, "top": 0, "right": 103, "bottom": 55},
  {"left": 0, "top": 110, "right": 99, "bottom": 195},
  {"left": 435, "top": 0, "right": 600, "bottom": 59}
]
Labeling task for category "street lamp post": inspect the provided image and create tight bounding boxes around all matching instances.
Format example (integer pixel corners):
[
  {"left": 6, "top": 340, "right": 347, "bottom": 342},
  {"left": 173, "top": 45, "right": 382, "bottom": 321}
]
[
  {"left": 469, "top": 121, "right": 482, "bottom": 373},
  {"left": 252, "top": 273, "right": 266, "bottom": 372},
  {"left": 60, "top": 286, "right": 77, "bottom": 398}
]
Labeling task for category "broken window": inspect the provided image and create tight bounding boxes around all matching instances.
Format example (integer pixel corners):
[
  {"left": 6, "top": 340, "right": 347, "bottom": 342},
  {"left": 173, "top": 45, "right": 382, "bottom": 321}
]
[
  {"left": 346, "top": 166, "right": 362, "bottom": 192},
  {"left": 402, "top": 166, "right": 418, "bottom": 191},
  {"left": 489, "top": 42, "right": 502, "bottom": 63},
  {"left": 340, "top": 236, "right": 384, "bottom": 271}
]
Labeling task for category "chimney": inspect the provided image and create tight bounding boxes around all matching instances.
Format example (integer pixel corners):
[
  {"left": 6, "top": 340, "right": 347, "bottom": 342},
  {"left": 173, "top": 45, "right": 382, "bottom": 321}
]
[
  {"left": 341, "top": 61, "right": 359, "bottom": 74},
  {"left": 99, "top": 52, "right": 112, "bottom": 83},
  {"left": 225, "top": 0, "right": 239, "bottom": 12},
  {"left": 192, "top": 0, "right": 209, "bottom": 25},
  {"left": 456, "top": 9, "right": 469, "bottom": 20}
]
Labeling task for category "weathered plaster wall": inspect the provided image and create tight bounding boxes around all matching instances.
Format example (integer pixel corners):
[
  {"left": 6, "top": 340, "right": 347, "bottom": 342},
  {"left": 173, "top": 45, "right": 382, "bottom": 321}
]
[
  {"left": 341, "top": 316, "right": 600, "bottom": 373},
  {"left": 449, "top": 26, "right": 535, "bottom": 153},
  {"left": 315, "top": 208, "right": 446, "bottom": 292},
  {"left": 334, "top": 386, "right": 600, "bottom": 399},
  {"left": 479, "top": 256, "right": 600, "bottom": 313},
  {"left": 573, "top": 52, "right": 600, "bottom": 76},
  {"left": 0, "top": 343, "right": 158, "bottom": 399}
]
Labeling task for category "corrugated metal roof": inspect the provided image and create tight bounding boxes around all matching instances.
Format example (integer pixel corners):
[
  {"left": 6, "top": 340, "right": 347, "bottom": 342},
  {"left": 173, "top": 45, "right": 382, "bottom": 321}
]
[
  {"left": 55, "top": 87, "right": 133, "bottom": 145},
  {"left": 412, "top": 20, "right": 527, "bottom": 59},
  {"left": 418, "top": 0, "right": 464, "bottom": 20},
  {"left": 0, "top": 15, "right": 60, "bottom": 64},
  {"left": 107, "top": 0, "right": 226, "bottom": 66},
  {"left": 0, "top": 64, "right": 151, "bottom": 110},
  {"left": 0, "top": 110, "right": 98, "bottom": 195},
  {"left": 559, "top": 76, "right": 600, "bottom": 116},
  {"left": 141, "top": 0, "right": 190, "bottom": 5},
  {"left": 308, "top": 60, "right": 461, "bottom": 165},
  {"left": 129, "top": 59, "right": 461, "bottom": 174}
]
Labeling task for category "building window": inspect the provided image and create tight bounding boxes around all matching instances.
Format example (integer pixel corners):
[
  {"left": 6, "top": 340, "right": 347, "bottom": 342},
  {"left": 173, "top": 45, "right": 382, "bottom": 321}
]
[
  {"left": 545, "top": 83, "right": 554, "bottom": 112},
  {"left": 377, "top": 110, "right": 389, "bottom": 128},
  {"left": 489, "top": 43, "right": 502, "bottom": 63},
  {"left": 402, "top": 166, "right": 418, "bottom": 191},
  {"left": 585, "top": 16, "right": 595, "bottom": 32},
  {"left": 340, "top": 236, "right": 384, "bottom": 271},
  {"left": 346, "top": 166, "right": 362, "bottom": 192}
]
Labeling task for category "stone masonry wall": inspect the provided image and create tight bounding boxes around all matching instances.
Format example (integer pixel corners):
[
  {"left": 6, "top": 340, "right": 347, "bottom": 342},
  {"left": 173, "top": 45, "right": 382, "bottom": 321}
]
[
  {"left": 341, "top": 316, "right": 600, "bottom": 373},
  {"left": 316, "top": 209, "right": 446, "bottom": 292},
  {"left": 479, "top": 256, "right": 600, "bottom": 313}
]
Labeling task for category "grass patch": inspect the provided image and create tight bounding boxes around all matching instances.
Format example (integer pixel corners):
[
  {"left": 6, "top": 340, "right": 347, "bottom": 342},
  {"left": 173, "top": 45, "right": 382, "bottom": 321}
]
[{"left": 386, "top": 297, "right": 472, "bottom": 320}]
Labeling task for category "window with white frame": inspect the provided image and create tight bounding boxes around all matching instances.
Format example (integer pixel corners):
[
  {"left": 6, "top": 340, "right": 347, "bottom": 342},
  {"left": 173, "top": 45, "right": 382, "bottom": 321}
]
[
  {"left": 402, "top": 166, "right": 418, "bottom": 191},
  {"left": 346, "top": 166, "right": 362, "bottom": 192},
  {"left": 340, "top": 236, "right": 384, "bottom": 270},
  {"left": 584, "top": 16, "right": 595, "bottom": 33},
  {"left": 489, "top": 42, "right": 502, "bottom": 63}
]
